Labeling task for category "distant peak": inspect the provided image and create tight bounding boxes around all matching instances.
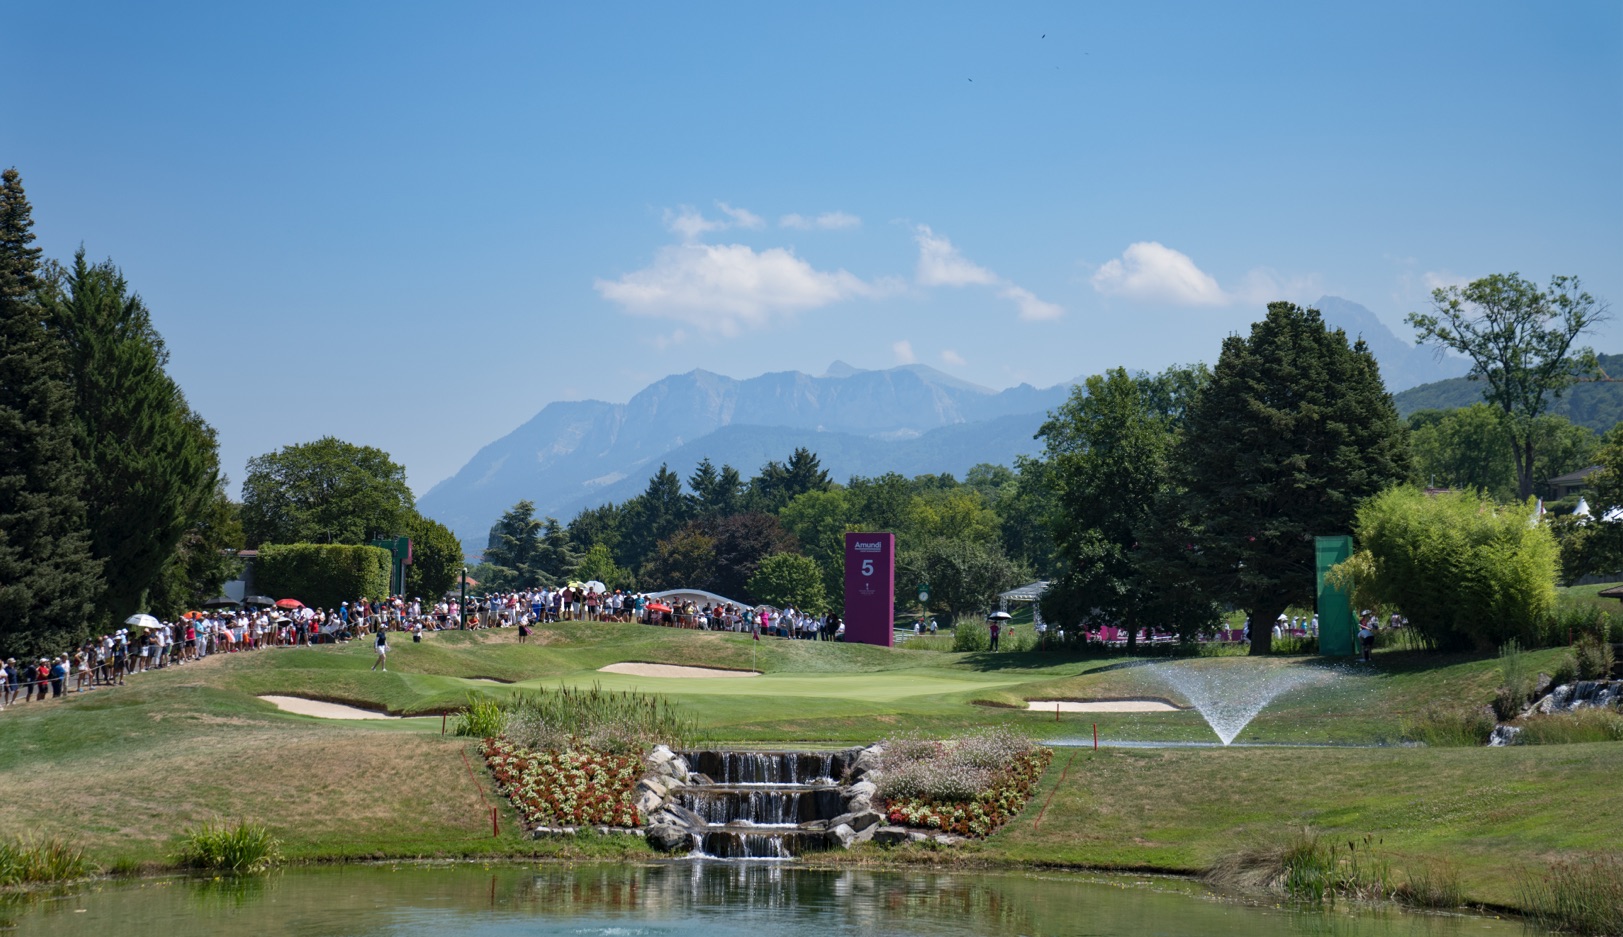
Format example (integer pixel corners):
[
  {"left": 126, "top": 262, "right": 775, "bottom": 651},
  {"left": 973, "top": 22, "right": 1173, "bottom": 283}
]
[{"left": 825, "top": 360, "right": 864, "bottom": 378}]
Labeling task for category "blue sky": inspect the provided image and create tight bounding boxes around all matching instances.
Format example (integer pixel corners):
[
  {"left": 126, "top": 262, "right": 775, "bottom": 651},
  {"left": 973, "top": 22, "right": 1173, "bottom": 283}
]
[{"left": 10, "top": 1, "right": 1621, "bottom": 495}]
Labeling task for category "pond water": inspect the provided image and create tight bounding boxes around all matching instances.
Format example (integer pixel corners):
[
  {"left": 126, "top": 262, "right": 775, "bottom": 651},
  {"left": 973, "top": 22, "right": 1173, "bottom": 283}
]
[{"left": 5, "top": 863, "right": 1534, "bottom": 937}]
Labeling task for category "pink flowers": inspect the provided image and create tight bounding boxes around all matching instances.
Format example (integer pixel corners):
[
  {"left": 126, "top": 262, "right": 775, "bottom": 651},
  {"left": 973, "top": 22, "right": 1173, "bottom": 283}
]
[
  {"left": 481, "top": 738, "right": 642, "bottom": 828},
  {"left": 878, "top": 734, "right": 1052, "bottom": 839}
]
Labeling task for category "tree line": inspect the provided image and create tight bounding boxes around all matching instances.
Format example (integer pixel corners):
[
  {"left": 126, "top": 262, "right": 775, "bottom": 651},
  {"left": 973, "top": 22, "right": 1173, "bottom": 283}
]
[
  {"left": 472, "top": 284, "right": 1610, "bottom": 656},
  {"left": 1, "top": 169, "right": 237, "bottom": 658}
]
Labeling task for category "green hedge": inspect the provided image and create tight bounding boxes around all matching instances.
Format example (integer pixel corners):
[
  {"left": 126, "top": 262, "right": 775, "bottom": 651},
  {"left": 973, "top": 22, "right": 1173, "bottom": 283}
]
[{"left": 254, "top": 543, "right": 392, "bottom": 610}]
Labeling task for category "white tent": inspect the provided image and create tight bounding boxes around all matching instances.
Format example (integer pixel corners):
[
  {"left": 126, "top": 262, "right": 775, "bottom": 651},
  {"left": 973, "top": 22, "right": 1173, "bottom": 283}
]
[{"left": 997, "top": 580, "right": 1050, "bottom": 628}]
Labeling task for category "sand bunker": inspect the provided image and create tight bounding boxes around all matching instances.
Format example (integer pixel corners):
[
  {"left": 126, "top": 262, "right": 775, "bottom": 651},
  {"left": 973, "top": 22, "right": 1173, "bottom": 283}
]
[
  {"left": 598, "top": 663, "right": 762, "bottom": 679},
  {"left": 1027, "top": 699, "right": 1181, "bottom": 713},
  {"left": 259, "top": 695, "right": 399, "bottom": 719}
]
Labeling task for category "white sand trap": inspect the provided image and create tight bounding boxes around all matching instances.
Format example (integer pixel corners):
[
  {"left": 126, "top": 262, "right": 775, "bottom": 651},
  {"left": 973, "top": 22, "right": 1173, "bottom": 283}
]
[
  {"left": 259, "top": 695, "right": 399, "bottom": 719},
  {"left": 598, "top": 663, "right": 762, "bottom": 679},
  {"left": 1027, "top": 699, "right": 1181, "bottom": 713}
]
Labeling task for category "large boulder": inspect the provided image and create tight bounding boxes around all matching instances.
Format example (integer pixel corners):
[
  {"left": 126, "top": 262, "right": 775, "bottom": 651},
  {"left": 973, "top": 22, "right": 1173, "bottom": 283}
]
[
  {"left": 646, "top": 824, "right": 692, "bottom": 853},
  {"left": 828, "top": 823, "right": 857, "bottom": 849}
]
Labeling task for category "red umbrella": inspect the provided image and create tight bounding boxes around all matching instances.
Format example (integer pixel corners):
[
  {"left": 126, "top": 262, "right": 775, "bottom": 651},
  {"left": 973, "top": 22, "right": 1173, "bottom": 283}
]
[
  {"left": 274, "top": 598, "right": 305, "bottom": 609},
  {"left": 647, "top": 602, "right": 672, "bottom": 613}
]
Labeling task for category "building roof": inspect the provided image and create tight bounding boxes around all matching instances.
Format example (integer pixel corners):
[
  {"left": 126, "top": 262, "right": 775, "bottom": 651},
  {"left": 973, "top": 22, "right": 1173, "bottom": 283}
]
[
  {"left": 999, "top": 580, "right": 1050, "bottom": 602},
  {"left": 1549, "top": 465, "right": 1603, "bottom": 487}
]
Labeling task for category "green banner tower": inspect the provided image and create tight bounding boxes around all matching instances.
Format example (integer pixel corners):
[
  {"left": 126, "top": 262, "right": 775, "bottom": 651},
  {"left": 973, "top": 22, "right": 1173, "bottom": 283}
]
[{"left": 1314, "top": 535, "right": 1354, "bottom": 656}]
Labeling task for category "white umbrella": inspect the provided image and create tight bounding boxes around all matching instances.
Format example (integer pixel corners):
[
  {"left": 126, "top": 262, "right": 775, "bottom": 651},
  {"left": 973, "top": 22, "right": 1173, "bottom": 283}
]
[
  {"left": 583, "top": 580, "right": 607, "bottom": 594},
  {"left": 987, "top": 611, "right": 1013, "bottom": 620},
  {"left": 125, "top": 613, "right": 161, "bottom": 630}
]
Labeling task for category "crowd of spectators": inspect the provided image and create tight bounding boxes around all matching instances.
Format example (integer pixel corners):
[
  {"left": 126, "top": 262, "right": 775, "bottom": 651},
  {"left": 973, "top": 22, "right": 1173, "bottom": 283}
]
[{"left": 0, "top": 586, "right": 847, "bottom": 711}]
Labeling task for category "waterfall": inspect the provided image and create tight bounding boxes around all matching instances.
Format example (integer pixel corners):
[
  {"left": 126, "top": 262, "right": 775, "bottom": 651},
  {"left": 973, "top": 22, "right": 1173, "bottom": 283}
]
[{"left": 671, "top": 750, "right": 860, "bottom": 858}]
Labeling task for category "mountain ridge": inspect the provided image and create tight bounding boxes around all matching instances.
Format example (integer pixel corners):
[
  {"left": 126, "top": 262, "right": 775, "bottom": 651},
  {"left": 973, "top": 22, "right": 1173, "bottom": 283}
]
[{"left": 419, "top": 296, "right": 1476, "bottom": 544}]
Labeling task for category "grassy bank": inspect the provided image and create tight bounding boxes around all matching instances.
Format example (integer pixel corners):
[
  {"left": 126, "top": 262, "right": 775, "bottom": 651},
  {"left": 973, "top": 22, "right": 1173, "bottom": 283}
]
[{"left": 0, "top": 619, "right": 1614, "bottom": 913}]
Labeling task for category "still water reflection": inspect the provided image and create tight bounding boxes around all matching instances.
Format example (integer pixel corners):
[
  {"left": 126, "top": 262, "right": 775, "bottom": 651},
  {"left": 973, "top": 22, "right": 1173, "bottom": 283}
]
[{"left": 6, "top": 862, "right": 1533, "bottom": 937}]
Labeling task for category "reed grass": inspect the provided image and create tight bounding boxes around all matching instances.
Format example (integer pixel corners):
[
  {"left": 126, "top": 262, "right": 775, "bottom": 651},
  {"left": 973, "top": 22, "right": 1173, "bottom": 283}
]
[
  {"left": 174, "top": 821, "right": 283, "bottom": 873},
  {"left": 501, "top": 683, "right": 697, "bottom": 754},
  {"left": 1207, "top": 830, "right": 1399, "bottom": 905},
  {"left": 0, "top": 835, "right": 93, "bottom": 885},
  {"left": 1515, "top": 708, "right": 1623, "bottom": 745},
  {"left": 1399, "top": 705, "right": 1495, "bottom": 747},
  {"left": 1518, "top": 853, "right": 1623, "bottom": 936},
  {"left": 452, "top": 694, "right": 506, "bottom": 738}
]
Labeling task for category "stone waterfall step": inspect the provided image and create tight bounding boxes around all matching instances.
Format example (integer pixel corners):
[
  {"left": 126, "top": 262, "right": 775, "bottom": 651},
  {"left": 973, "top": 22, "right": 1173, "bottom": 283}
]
[
  {"left": 673, "top": 783, "right": 846, "bottom": 826},
  {"left": 680, "top": 749, "right": 860, "bottom": 786},
  {"left": 645, "top": 746, "right": 883, "bottom": 859}
]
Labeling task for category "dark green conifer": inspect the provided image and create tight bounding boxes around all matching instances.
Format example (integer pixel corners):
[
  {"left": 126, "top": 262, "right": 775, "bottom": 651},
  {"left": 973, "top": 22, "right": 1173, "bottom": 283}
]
[
  {"left": 0, "top": 168, "right": 104, "bottom": 657},
  {"left": 1174, "top": 302, "right": 1412, "bottom": 654},
  {"left": 42, "top": 250, "right": 218, "bottom": 627}
]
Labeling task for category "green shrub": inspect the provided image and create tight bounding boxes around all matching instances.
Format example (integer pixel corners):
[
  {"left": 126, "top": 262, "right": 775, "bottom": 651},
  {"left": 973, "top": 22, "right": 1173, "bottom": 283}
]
[
  {"left": 1550, "top": 652, "right": 1579, "bottom": 688},
  {"left": 0, "top": 835, "right": 92, "bottom": 885},
  {"left": 951, "top": 617, "right": 989, "bottom": 652},
  {"left": 453, "top": 694, "right": 506, "bottom": 738},
  {"left": 1574, "top": 632, "right": 1615, "bottom": 680},
  {"left": 1332, "top": 487, "right": 1558, "bottom": 651},
  {"left": 1516, "top": 709, "right": 1623, "bottom": 745},
  {"left": 254, "top": 543, "right": 392, "bottom": 609},
  {"left": 1519, "top": 853, "right": 1623, "bottom": 936},
  {"left": 175, "top": 821, "right": 282, "bottom": 873}
]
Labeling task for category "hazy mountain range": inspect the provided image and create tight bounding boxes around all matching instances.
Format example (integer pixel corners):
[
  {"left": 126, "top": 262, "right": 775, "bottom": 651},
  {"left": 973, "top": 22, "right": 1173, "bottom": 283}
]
[
  {"left": 1392, "top": 352, "right": 1623, "bottom": 432},
  {"left": 419, "top": 297, "right": 1471, "bottom": 544}
]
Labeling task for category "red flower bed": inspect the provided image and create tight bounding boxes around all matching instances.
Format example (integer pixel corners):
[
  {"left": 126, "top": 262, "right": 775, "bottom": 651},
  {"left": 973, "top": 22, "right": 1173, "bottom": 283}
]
[
  {"left": 883, "top": 747, "right": 1052, "bottom": 838},
  {"left": 481, "top": 737, "right": 642, "bottom": 828}
]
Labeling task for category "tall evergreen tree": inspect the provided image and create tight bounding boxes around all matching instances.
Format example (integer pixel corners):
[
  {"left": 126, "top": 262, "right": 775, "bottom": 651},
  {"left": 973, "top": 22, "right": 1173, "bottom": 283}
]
[
  {"left": 483, "top": 500, "right": 545, "bottom": 589},
  {"left": 0, "top": 168, "right": 103, "bottom": 656},
  {"left": 689, "top": 458, "right": 744, "bottom": 517},
  {"left": 532, "top": 517, "right": 580, "bottom": 585},
  {"left": 620, "top": 464, "right": 691, "bottom": 571},
  {"left": 748, "top": 448, "right": 831, "bottom": 513},
  {"left": 1175, "top": 302, "right": 1412, "bottom": 654},
  {"left": 42, "top": 250, "right": 219, "bottom": 626}
]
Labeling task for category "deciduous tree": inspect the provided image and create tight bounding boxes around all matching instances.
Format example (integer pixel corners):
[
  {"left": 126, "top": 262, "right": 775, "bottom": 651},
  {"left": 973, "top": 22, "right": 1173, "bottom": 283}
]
[
  {"left": 1408, "top": 273, "right": 1610, "bottom": 499},
  {"left": 241, "top": 437, "right": 413, "bottom": 546}
]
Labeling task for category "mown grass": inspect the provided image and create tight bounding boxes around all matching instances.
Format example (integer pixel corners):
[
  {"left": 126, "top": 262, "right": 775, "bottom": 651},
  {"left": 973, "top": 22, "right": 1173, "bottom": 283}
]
[{"left": 0, "top": 617, "right": 1618, "bottom": 915}]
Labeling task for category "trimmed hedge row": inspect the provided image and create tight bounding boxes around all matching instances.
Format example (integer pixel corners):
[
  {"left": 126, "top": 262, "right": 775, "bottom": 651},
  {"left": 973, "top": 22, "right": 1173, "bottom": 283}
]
[{"left": 254, "top": 543, "right": 391, "bottom": 610}]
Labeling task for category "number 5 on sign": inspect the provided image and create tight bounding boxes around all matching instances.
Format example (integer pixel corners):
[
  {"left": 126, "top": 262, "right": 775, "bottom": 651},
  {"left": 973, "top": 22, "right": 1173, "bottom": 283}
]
[{"left": 861, "top": 559, "right": 874, "bottom": 576}]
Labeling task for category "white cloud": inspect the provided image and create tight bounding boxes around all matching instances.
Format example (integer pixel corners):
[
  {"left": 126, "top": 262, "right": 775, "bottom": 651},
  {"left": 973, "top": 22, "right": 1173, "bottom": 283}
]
[
  {"left": 663, "top": 202, "right": 764, "bottom": 241},
  {"left": 596, "top": 242, "right": 879, "bottom": 336},
  {"left": 1000, "top": 285, "right": 1064, "bottom": 322},
  {"left": 781, "top": 211, "right": 862, "bottom": 230},
  {"left": 892, "top": 340, "right": 917, "bottom": 364},
  {"left": 1090, "top": 242, "right": 1228, "bottom": 306},
  {"left": 1423, "top": 270, "right": 1470, "bottom": 292},
  {"left": 717, "top": 202, "right": 764, "bottom": 230},
  {"left": 914, "top": 225, "right": 999, "bottom": 287},
  {"left": 1234, "top": 267, "right": 1323, "bottom": 306},
  {"left": 913, "top": 224, "right": 1062, "bottom": 321},
  {"left": 940, "top": 349, "right": 967, "bottom": 366}
]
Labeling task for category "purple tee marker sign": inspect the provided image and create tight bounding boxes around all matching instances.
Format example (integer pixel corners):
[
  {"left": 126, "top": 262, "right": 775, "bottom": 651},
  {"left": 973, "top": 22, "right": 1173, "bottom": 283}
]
[{"left": 843, "top": 532, "right": 895, "bottom": 647}]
